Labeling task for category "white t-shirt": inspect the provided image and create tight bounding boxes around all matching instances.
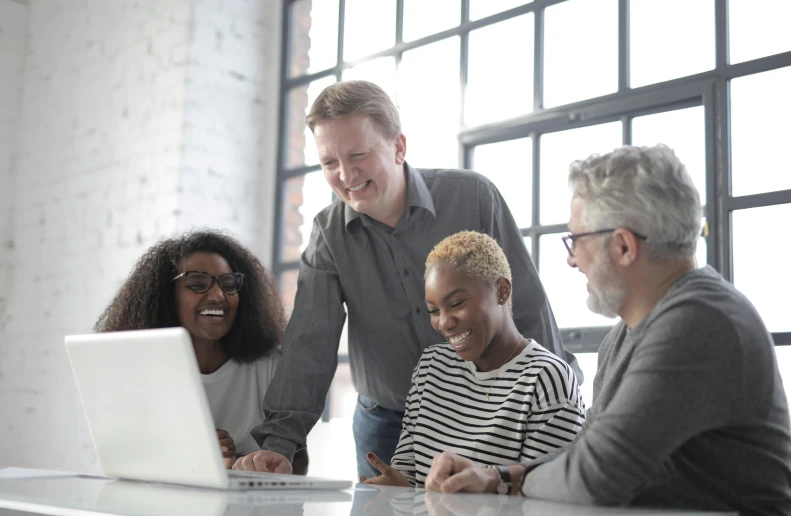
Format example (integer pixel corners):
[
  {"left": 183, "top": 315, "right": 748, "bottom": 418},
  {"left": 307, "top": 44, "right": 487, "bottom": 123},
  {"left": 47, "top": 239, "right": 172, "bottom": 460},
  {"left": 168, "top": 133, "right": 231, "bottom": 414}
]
[{"left": 201, "top": 350, "right": 281, "bottom": 456}]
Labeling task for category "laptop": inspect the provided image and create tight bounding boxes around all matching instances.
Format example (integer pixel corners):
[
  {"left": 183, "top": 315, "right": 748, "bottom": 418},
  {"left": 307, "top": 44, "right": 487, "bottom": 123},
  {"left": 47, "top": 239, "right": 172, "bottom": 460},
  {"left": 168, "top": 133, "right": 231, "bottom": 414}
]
[{"left": 64, "top": 327, "right": 351, "bottom": 491}]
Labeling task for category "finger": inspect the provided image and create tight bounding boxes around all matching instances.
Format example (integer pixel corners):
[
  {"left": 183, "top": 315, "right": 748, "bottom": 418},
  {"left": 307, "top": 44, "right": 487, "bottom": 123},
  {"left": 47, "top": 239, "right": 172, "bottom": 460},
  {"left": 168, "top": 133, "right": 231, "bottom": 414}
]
[
  {"left": 425, "top": 454, "right": 454, "bottom": 491},
  {"left": 273, "top": 459, "right": 293, "bottom": 475},
  {"left": 223, "top": 457, "right": 234, "bottom": 469},
  {"left": 216, "top": 429, "right": 230, "bottom": 438},
  {"left": 366, "top": 452, "right": 392, "bottom": 475},
  {"left": 359, "top": 475, "right": 367, "bottom": 483},
  {"left": 440, "top": 468, "right": 480, "bottom": 494},
  {"left": 251, "top": 452, "right": 275, "bottom": 473},
  {"left": 238, "top": 452, "right": 259, "bottom": 471}
]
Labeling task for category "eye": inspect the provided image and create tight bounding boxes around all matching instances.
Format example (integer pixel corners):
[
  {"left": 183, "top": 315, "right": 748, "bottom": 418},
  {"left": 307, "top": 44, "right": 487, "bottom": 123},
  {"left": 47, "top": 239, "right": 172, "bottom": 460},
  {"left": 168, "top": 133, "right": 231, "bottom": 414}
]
[
  {"left": 450, "top": 299, "right": 465, "bottom": 309},
  {"left": 322, "top": 159, "right": 337, "bottom": 168},
  {"left": 426, "top": 307, "right": 439, "bottom": 315}
]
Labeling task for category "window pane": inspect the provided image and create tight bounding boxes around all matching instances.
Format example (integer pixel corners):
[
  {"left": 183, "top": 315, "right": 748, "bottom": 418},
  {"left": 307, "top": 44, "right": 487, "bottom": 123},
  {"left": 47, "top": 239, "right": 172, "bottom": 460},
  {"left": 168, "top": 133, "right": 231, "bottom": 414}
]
[
  {"left": 343, "top": 0, "right": 396, "bottom": 62},
  {"left": 630, "top": 0, "right": 714, "bottom": 88},
  {"left": 729, "top": 0, "right": 791, "bottom": 64},
  {"left": 288, "top": 0, "right": 339, "bottom": 77},
  {"left": 286, "top": 76, "right": 337, "bottom": 169},
  {"left": 280, "top": 171, "right": 333, "bottom": 263},
  {"left": 342, "top": 57, "right": 398, "bottom": 101},
  {"left": 631, "top": 106, "right": 706, "bottom": 201},
  {"left": 470, "top": 0, "right": 532, "bottom": 21},
  {"left": 732, "top": 204, "right": 791, "bottom": 332},
  {"left": 544, "top": 0, "right": 617, "bottom": 108},
  {"left": 575, "top": 352, "right": 598, "bottom": 407},
  {"left": 731, "top": 66, "right": 791, "bottom": 196},
  {"left": 403, "top": 0, "right": 460, "bottom": 42},
  {"left": 696, "top": 222, "right": 708, "bottom": 268},
  {"left": 465, "top": 14, "right": 533, "bottom": 127},
  {"left": 399, "top": 37, "right": 461, "bottom": 168},
  {"left": 473, "top": 137, "right": 533, "bottom": 228},
  {"left": 539, "top": 233, "right": 617, "bottom": 328},
  {"left": 539, "top": 122, "right": 623, "bottom": 225}
]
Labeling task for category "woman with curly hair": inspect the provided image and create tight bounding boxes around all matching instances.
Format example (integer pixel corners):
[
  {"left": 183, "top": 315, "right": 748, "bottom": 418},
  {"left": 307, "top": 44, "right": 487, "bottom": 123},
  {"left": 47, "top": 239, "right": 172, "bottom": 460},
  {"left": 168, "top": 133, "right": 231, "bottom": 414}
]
[
  {"left": 360, "top": 231, "right": 585, "bottom": 489},
  {"left": 95, "top": 229, "right": 307, "bottom": 473}
]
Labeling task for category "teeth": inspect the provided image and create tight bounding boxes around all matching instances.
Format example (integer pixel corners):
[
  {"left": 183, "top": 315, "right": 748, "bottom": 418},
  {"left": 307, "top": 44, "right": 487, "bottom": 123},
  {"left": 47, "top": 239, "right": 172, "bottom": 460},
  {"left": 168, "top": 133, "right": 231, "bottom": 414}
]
[
  {"left": 199, "top": 309, "right": 224, "bottom": 316},
  {"left": 449, "top": 330, "right": 472, "bottom": 345},
  {"left": 348, "top": 180, "right": 369, "bottom": 192}
]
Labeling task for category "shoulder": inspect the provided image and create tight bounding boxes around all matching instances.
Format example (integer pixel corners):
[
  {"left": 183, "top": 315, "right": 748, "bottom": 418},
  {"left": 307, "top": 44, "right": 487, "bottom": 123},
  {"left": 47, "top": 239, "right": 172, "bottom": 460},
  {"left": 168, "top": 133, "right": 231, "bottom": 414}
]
[
  {"left": 312, "top": 198, "right": 348, "bottom": 232},
  {"left": 418, "top": 343, "right": 463, "bottom": 369},
  {"left": 417, "top": 168, "right": 498, "bottom": 194},
  {"left": 520, "top": 341, "right": 575, "bottom": 378}
]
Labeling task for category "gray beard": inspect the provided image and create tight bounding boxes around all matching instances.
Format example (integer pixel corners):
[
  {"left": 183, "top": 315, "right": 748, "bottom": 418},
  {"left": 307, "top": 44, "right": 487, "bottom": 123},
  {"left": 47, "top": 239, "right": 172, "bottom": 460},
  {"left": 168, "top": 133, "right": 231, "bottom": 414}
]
[{"left": 586, "top": 254, "right": 627, "bottom": 318}]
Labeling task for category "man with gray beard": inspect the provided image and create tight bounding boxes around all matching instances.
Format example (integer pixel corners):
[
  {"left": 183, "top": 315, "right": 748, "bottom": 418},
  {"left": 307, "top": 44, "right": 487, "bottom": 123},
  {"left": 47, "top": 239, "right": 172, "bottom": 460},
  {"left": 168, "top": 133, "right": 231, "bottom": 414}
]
[{"left": 424, "top": 145, "right": 791, "bottom": 515}]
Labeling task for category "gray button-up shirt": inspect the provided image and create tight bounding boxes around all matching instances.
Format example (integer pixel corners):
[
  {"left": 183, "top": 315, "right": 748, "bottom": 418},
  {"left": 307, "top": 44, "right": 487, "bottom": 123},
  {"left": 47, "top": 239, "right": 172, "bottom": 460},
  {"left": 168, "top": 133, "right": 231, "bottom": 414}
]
[{"left": 253, "top": 164, "right": 580, "bottom": 458}]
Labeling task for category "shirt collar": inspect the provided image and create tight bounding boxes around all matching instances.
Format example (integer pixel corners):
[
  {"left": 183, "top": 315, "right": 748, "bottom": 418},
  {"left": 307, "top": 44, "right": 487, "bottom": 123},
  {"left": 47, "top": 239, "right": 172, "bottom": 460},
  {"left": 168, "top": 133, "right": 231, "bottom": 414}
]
[{"left": 344, "top": 162, "right": 436, "bottom": 231}]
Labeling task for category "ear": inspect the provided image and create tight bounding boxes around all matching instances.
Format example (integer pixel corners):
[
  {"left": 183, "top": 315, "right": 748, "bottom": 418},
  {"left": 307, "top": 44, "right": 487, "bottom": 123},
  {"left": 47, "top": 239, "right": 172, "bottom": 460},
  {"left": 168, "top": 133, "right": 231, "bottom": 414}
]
[
  {"left": 610, "top": 228, "right": 640, "bottom": 266},
  {"left": 394, "top": 133, "right": 407, "bottom": 165},
  {"left": 495, "top": 277, "right": 512, "bottom": 305}
]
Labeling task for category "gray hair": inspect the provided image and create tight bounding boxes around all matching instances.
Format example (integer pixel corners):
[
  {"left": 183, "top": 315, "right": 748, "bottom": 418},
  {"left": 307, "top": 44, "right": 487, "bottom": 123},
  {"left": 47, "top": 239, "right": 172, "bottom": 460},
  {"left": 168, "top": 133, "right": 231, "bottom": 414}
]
[
  {"left": 306, "top": 80, "right": 401, "bottom": 139},
  {"left": 568, "top": 144, "right": 702, "bottom": 261}
]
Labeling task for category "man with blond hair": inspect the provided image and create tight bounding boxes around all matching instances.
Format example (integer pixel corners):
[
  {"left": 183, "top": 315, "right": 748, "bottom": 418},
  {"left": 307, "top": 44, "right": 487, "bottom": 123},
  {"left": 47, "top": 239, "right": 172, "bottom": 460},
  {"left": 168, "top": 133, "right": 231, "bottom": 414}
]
[
  {"left": 424, "top": 145, "right": 791, "bottom": 515},
  {"left": 234, "top": 80, "right": 580, "bottom": 479}
]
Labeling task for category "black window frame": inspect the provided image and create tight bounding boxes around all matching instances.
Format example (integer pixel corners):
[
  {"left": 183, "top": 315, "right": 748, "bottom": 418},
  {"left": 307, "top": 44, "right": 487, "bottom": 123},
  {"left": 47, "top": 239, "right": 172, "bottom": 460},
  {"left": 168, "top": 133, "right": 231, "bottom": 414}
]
[{"left": 274, "top": 0, "right": 791, "bottom": 364}]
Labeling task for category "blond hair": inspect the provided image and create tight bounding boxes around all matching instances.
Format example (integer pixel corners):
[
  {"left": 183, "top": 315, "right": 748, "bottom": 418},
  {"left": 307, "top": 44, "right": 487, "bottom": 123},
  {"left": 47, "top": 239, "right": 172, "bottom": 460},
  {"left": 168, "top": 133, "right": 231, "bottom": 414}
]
[
  {"left": 306, "top": 80, "right": 401, "bottom": 139},
  {"left": 425, "top": 231, "right": 513, "bottom": 308}
]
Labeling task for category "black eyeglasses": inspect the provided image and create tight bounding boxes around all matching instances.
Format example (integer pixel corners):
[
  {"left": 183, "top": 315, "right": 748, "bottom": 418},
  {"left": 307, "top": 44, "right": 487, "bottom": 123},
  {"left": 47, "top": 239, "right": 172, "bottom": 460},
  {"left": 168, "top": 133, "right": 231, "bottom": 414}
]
[
  {"left": 561, "top": 228, "right": 648, "bottom": 257},
  {"left": 171, "top": 270, "right": 245, "bottom": 294}
]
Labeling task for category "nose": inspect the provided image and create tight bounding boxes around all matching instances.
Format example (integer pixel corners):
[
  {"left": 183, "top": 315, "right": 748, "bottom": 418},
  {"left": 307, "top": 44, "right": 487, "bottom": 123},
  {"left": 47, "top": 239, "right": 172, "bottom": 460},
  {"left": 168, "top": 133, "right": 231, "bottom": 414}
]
[
  {"left": 567, "top": 253, "right": 578, "bottom": 269},
  {"left": 206, "top": 281, "right": 226, "bottom": 302},
  {"left": 436, "top": 311, "right": 457, "bottom": 334},
  {"left": 338, "top": 159, "right": 357, "bottom": 186}
]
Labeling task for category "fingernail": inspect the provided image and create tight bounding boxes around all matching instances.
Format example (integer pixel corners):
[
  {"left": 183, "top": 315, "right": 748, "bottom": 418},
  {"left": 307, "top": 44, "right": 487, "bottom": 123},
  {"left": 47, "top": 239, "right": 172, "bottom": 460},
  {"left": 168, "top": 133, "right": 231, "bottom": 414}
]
[
  {"left": 222, "top": 447, "right": 228, "bottom": 452},
  {"left": 366, "top": 452, "right": 373, "bottom": 459}
]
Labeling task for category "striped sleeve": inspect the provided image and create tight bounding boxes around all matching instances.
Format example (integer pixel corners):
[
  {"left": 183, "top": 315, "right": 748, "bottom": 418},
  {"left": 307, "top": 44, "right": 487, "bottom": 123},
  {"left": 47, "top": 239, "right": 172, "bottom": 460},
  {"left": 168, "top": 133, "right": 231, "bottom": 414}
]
[
  {"left": 521, "top": 357, "right": 586, "bottom": 461},
  {"left": 390, "top": 358, "right": 422, "bottom": 486}
]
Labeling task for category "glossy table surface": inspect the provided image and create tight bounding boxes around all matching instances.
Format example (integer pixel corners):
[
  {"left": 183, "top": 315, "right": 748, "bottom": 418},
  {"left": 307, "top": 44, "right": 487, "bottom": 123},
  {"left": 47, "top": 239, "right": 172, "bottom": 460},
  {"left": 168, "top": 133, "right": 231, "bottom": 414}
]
[{"left": 0, "top": 475, "right": 737, "bottom": 516}]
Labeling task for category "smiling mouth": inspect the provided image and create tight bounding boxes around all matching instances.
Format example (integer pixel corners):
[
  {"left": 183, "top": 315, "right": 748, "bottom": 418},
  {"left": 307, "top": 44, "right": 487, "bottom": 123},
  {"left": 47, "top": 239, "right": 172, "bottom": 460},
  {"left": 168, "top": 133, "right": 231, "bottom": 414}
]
[
  {"left": 198, "top": 309, "right": 225, "bottom": 317},
  {"left": 448, "top": 329, "right": 473, "bottom": 347},
  {"left": 347, "top": 180, "right": 370, "bottom": 193}
]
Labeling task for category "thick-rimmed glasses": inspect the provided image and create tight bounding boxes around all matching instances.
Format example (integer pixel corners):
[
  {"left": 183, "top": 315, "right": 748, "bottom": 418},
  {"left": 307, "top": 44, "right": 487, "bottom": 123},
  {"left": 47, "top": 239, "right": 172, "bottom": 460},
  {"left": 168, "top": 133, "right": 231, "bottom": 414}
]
[
  {"left": 171, "top": 270, "right": 245, "bottom": 294},
  {"left": 561, "top": 228, "right": 648, "bottom": 257}
]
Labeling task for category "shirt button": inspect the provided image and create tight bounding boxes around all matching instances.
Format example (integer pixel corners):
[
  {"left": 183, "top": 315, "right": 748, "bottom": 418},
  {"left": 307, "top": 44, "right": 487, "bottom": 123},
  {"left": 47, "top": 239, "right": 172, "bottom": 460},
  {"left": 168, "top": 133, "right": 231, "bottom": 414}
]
[{"left": 415, "top": 307, "right": 421, "bottom": 314}]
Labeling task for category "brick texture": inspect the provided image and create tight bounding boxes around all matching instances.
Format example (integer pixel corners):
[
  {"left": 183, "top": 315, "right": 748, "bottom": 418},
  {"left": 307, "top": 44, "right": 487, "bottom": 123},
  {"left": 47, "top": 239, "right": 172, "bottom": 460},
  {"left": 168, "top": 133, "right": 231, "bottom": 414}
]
[{"left": 0, "top": 0, "right": 282, "bottom": 471}]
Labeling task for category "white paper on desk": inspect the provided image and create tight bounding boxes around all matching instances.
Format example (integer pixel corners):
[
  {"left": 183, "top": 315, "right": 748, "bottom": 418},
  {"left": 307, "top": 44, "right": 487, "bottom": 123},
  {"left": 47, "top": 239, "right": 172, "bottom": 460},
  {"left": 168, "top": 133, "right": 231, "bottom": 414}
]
[{"left": 0, "top": 467, "right": 87, "bottom": 479}]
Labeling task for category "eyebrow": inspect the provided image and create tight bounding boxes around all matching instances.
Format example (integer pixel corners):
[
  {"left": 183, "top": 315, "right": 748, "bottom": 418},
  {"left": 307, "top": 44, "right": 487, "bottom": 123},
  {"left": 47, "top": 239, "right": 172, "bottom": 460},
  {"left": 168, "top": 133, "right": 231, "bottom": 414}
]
[{"left": 430, "top": 288, "right": 468, "bottom": 304}]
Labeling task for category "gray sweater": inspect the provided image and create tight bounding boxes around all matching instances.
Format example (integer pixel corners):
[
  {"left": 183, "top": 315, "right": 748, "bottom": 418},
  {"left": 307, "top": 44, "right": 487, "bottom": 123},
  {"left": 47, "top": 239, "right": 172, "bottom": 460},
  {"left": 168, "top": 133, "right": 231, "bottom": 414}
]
[{"left": 521, "top": 266, "right": 791, "bottom": 515}]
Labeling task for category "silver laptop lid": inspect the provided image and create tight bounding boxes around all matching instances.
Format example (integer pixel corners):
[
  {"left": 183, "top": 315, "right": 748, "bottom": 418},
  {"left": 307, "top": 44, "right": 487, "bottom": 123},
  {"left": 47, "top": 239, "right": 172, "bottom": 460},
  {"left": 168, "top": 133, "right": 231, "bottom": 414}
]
[{"left": 65, "top": 328, "right": 229, "bottom": 489}]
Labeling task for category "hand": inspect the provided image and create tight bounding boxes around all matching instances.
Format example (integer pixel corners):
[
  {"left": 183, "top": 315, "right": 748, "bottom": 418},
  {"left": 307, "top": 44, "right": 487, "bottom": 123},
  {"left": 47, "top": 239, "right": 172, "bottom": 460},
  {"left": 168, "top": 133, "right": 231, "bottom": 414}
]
[
  {"left": 359, "top": 452, "right": 411, "bottom": 487},
  {"left": 232, "top": 450, "right": 293, "bottom": 474},
  {"left": 425, "top": 452, "right": 497, "bottom": 494},
  {"left": 216, "top": 429, "right": 236, "bottom": 469}
]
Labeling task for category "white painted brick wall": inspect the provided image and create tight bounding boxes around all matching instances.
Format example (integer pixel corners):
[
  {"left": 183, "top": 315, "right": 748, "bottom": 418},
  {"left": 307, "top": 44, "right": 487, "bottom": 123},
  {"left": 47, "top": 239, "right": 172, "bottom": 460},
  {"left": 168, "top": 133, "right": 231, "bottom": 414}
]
[
  {"left": 0, "top": 0, "right": 282, "bottom": 472},
  {"left": 0, "top": 0, "right": 28, "bottom": 335}
]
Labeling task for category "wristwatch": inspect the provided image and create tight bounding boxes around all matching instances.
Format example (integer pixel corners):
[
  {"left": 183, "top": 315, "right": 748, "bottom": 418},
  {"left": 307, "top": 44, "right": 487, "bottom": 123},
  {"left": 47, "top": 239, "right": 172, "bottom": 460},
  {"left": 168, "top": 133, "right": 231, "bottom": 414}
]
[{"left": 486, "top": 465, "right": 512, "bottom": 495}]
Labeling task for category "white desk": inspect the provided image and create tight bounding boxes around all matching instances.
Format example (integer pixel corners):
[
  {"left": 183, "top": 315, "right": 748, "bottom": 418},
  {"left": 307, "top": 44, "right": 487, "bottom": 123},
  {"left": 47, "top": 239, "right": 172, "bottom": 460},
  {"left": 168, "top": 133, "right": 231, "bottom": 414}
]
[{"left": 0, "top": 476, "right": 736, "bottom": 516}]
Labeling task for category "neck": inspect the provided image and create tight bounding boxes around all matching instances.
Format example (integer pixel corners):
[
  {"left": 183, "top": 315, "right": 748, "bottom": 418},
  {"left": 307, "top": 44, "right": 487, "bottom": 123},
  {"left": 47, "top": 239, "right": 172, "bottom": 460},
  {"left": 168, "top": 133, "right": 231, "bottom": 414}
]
[
  {"left": 372, "top": 164, "right": 408, "bottom": 228},
  {"left": 619, "top": 258, "right": 695, "bottom": 329},
  {"left": 192, "top": 337, "right": 230, "bottom": 374},
  {"left": 474, "top": 319, "right": 525, "bottom": 373}
]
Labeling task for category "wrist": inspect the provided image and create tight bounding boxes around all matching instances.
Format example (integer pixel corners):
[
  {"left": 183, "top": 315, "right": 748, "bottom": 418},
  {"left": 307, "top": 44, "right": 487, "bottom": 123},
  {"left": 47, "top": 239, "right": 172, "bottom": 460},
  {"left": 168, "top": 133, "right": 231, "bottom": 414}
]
[{"left": 485, "top": 467, "right": 500, "bottom": 494}]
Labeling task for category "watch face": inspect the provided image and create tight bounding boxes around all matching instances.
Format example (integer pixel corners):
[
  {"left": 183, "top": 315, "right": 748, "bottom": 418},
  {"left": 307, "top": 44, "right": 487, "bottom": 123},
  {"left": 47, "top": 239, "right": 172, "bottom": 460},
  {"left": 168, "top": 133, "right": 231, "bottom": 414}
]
[{"left": 497, "top": 482, "right": 509, "bottom": 495}]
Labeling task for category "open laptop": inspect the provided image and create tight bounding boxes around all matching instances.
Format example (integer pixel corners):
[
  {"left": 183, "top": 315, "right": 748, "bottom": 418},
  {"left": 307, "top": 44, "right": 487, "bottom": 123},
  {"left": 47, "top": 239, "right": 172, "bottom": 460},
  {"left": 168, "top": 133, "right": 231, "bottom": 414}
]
[{"left": 65, "top": 327, "right": 351, "bottom": 491}]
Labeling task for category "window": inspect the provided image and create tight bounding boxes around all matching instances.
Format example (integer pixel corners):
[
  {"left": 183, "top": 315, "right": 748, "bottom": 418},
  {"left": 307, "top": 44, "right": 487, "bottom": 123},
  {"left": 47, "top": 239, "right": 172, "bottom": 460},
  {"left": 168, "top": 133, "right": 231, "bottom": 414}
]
[{"left": 275, "top": 1, "right": 791, "bottom": 456}]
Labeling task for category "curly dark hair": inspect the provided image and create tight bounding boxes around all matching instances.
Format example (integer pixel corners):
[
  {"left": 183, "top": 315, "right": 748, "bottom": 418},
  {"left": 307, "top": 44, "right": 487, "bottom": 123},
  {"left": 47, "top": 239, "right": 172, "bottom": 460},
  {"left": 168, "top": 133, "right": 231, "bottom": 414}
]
[{"left": 95, "top": 229, "right": 285, "bottom": 363}]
